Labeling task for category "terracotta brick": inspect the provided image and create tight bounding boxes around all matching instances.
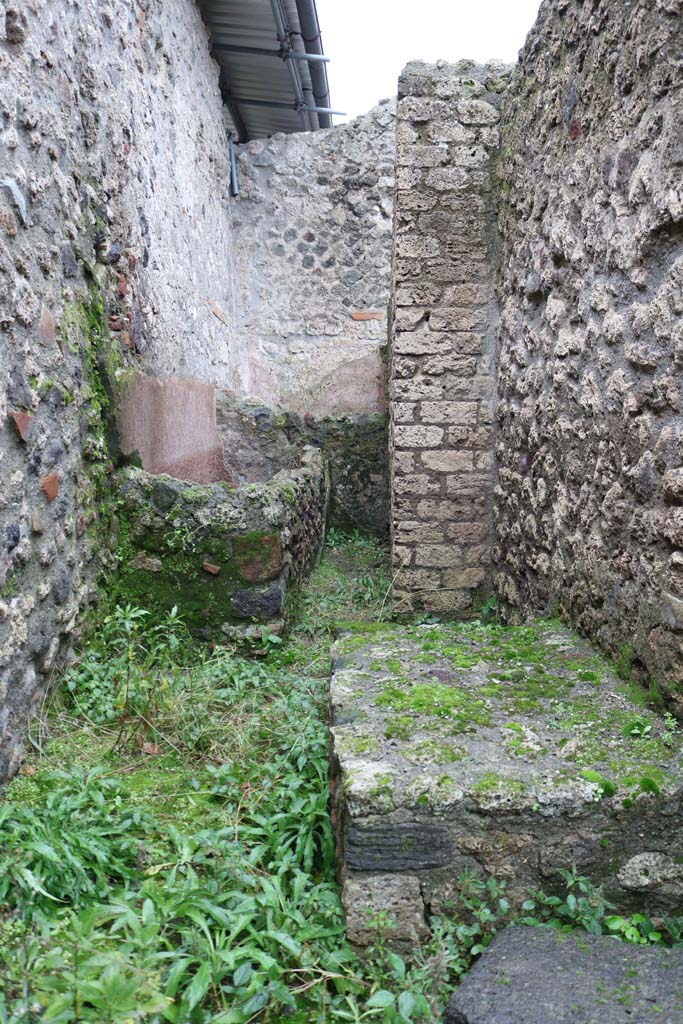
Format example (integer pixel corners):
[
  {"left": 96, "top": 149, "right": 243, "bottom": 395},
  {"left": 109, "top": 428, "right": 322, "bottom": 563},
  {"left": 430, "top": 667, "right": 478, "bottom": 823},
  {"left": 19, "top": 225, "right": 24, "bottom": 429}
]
[
  {"left": 10, "top": 410, "right": 33, "bottom": 442},
  {"left": 37, "top": 307, "right": 56, "bottom": 346},
  {"left": 351, "top": 311, "right": 384, "bottom": 321},
  {"left": 40, "top": 472, "right": 58, "bottom": 502}
]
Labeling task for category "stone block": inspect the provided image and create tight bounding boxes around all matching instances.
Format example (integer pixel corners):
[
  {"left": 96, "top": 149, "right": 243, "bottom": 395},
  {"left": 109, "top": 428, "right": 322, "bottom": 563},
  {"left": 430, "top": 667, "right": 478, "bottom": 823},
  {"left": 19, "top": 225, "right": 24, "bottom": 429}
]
[
  {"left": 393, "top": 425, "right": 444, "bottom": 448},
  {"left": 392, "top": 402, "right": 416, "bottom": 424},
  {"left": 445, "top": 927, "right": 683, "bottom": 1024},
  {"left": 416, "top": 498, "right": 473, "bottom": 520},
  {"left": 394, "top": 474, "right": 441, "bottom": 495},
  {"left": 331, "top": 622, "right": 683, "bottom": 951},
  {"left": 456, "top": 98, "right": 500, "bottom": 124},
  {"left": 446, "top": 521, "right": 488, "bottom": 544},
  {"left": 420, "top": 401, "right": 477, "bottom": 424},
  {"left": 419, "top": 588, "right": 472, "bottom": 612},
  {"left": 426, "top": 166, "right": 470, "bottom": 191},
  {"left": 421, "top": 450, "right": 474, "bottom": 472},
  {"left": 342, "top": 874, "right": 429, "bottom": 948},
  {"left": 393, "top": 521, "right": 444, "bottom": 545},
  {"left": 428, "top": 308, "right": 483, "bottom": 332},
  {"left": 393, "top": 330, "right": 452, "bottom": 356},
  {"left": 442, "top": 567, "right": 486, "bottom": 588},
  {"left": 414, "top": 544, "right": 464, "bottom": 567},
  {"left": 393, "top": 452, "right": 416, "bottom": 474}
]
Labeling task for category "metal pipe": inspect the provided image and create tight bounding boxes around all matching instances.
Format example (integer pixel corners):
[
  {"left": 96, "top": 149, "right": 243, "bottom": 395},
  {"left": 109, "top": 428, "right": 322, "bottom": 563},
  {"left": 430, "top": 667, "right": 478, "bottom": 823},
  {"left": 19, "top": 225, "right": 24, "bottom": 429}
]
[
  {"left": 230, "top": 96, "right": 344, "bottom": 115},
  {"left": 293, "top": 0, "right": 332, "bottom": 129},
  {"left": 227, "top": 131, "right": 239, "bottom": 197},
  {"left": 267, "top": 0, "right": 311, "bottom": 131},
  {"left": 212, "top": 42, "right": 329, "bottom": 62}
]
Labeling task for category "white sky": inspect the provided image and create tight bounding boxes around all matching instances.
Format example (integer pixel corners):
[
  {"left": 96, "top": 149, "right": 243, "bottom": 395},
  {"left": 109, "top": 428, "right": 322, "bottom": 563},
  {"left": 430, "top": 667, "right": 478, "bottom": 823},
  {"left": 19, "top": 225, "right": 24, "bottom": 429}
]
[{"left": 315, "top": 0, "right": 543, "bottom": 123}]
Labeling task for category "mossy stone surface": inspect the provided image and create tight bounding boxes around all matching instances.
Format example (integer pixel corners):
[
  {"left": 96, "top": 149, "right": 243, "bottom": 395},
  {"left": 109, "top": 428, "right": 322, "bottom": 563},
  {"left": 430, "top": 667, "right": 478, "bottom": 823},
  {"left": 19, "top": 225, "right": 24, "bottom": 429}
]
[{"left": 330, "top": 619, "right": 683, "bottom": 929}]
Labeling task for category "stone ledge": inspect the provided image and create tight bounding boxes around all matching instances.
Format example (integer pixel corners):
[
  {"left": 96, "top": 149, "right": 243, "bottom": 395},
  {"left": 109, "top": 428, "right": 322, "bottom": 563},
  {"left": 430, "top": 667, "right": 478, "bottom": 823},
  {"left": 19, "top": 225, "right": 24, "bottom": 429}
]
[
  {"left": 329, "top": 621, "right": 683, "bottom": 947},
  {"left": 445, "top": 926, "right": 683, "bottom": 1024}
]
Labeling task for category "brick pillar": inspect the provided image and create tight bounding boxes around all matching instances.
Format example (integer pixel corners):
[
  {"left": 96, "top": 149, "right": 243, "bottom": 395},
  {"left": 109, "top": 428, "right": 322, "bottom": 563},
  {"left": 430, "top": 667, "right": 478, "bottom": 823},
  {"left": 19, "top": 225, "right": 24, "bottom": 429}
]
[{"left": 389, "top": 60, "right": 510, "bottom": 614}]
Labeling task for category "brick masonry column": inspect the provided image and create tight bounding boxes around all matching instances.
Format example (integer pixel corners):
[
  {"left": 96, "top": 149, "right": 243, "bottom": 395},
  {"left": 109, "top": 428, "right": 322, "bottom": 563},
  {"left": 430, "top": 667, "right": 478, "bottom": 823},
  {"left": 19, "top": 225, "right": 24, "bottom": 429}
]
[{"left": 389, "top": 60, "right": 511, "bottom": 614}]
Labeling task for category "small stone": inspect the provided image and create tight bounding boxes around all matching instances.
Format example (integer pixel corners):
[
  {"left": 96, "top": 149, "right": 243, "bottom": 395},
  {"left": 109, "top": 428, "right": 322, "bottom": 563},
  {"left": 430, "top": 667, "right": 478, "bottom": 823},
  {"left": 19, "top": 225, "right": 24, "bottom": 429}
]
[
  {"left": 129, "top": 552, "right": 163, "bottom": 573},
  {"left": 30, "top": 509, "right": 44, "bottom": 534},
  {"left": 10, "top": 410, "right": 33, "bottom": 442},
  {"left": 40, "top": 473, "right": 58, "bottom": 502},
  {"left": 202, "top": 561, "right": 221, "bottom": 575},
  {"left": 5, "top": 9, "right": 28, "bottom": 44},
  {"left": 4, "top": 523, "right": 20, "bottom": 550},
  {"left": 0, "top": 177, "right": 27, "bottom": 223},
  {"left": 61, "top": 245, "right": 79, "bottom": 278},
  {"left": 660, "top": 591, "right": 683, "bottom": 632},
  {"left": 37, "top": 307, "right": 56, "bottom": 346}
]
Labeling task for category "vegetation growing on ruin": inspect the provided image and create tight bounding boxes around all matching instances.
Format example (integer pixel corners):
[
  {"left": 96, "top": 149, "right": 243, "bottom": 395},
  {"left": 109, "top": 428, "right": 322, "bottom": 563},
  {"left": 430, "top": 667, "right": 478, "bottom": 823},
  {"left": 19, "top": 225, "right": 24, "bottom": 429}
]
[{"left": 1, "top": 532, "right": 681, "bottom": 1023}]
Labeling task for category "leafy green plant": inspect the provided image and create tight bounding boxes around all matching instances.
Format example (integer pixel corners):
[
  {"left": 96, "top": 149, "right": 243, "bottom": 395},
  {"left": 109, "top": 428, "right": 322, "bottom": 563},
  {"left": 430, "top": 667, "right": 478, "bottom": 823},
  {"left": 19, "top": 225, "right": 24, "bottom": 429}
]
[{"left": 3, "top": 534, "right": 682, "bottom": 1024}]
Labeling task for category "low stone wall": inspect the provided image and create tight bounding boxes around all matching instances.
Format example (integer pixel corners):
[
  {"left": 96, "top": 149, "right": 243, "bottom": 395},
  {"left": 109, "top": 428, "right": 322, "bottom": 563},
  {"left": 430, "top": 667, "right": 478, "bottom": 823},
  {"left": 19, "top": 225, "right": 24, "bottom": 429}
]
[
  {"left": 330, "top": 621, "right": 683, "bottom": 948},
  {"left": 216, "top": 393, "right": 389, "bottom": 534},
  {"left": 115, "top": 448, "right": 328, "bottom": 641},
  {"left": 389, "top": 61, "right": 510, "bottom": 615}
]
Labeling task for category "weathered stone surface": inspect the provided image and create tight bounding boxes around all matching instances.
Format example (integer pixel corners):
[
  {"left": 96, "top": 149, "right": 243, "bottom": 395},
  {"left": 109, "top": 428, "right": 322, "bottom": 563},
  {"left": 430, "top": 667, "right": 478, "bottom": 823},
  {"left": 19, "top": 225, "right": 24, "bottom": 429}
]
[
  {"left": 231, "top": 101, "right": 395, "bottom": 416},
  {"left": 115, "top": 448, "right": 327, "bottom": 639},
  {"left": 0, "top": 0, "right": 242, "bottom": 783},
  {"left": 494, "top": 0, "right": 683, "bottom": 699},
  {"left": 389, "top": 61, "right": 508, "bottom": 611},
  {"left": 215, "top": 393, "right": 389, "bottom": 534},
  {"left": 331, "top": 621, "right": 683, "bottom": 946},
  {"left": 445, "top": 927, "right": 683, "bottom": 1024},
  {"left": 342, "top": 874, "right": 429, "bottom": 949}
]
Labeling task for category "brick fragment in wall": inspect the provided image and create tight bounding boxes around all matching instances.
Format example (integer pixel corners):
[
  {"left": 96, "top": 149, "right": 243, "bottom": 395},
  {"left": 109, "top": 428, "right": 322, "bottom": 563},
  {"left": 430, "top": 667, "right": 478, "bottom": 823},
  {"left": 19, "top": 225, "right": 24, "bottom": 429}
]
[{"left": 389, "top": 61, "right": 507, "bottom": 606}]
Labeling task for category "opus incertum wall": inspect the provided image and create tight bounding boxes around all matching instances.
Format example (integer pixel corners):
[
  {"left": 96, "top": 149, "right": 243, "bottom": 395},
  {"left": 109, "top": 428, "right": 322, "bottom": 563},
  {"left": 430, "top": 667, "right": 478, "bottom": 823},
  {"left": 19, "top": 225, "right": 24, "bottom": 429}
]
[
  {"left": 389, "top": 61, "right": 510, "bottom": 615},
  {"left": 494, "top": 0, "right": 683, "bottom": 702}
]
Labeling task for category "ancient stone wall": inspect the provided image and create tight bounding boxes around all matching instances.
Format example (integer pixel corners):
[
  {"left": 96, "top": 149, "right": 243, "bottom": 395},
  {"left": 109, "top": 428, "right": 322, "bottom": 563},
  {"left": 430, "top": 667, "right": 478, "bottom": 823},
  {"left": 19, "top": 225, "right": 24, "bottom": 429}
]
[
  {"left": 231, "top": 102, "right": 395, "bottom": 417},
  {"left": 494, "top": 0, "right": 683, "bottom": 701},
  {"left": 0, "top": 0, "right": 235, "bottom": 780},
  {"left": 389, "top": 61, "right": 510, "bottom": 615},
  {"left": 116, "top": 447, "right": 328, "bottom": 643}
]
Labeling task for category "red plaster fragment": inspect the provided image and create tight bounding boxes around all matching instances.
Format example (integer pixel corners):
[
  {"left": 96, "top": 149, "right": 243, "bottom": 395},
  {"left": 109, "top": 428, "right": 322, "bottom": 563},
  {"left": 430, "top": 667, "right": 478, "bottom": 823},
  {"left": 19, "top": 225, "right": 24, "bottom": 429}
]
[
  {"left": 10, "top": 410, "right": 33, "bottom": 441},
  {"left": 41, "top": 472, "right": 58, "bottom": 502}
]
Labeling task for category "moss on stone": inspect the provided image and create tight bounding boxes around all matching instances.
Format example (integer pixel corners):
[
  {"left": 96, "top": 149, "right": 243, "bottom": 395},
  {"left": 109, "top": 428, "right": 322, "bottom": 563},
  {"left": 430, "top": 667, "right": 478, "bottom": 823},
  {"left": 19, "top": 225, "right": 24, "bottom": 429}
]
[{"left": 376, "top": 680, "right": 492, "bottom": 733}]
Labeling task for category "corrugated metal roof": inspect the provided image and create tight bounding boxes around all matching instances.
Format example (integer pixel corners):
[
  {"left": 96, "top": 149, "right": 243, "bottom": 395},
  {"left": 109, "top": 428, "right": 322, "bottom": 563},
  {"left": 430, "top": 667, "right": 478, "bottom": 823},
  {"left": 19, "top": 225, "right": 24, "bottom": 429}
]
[{"left": 197, "top": 0, "right": 332, "bottom": 140}]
